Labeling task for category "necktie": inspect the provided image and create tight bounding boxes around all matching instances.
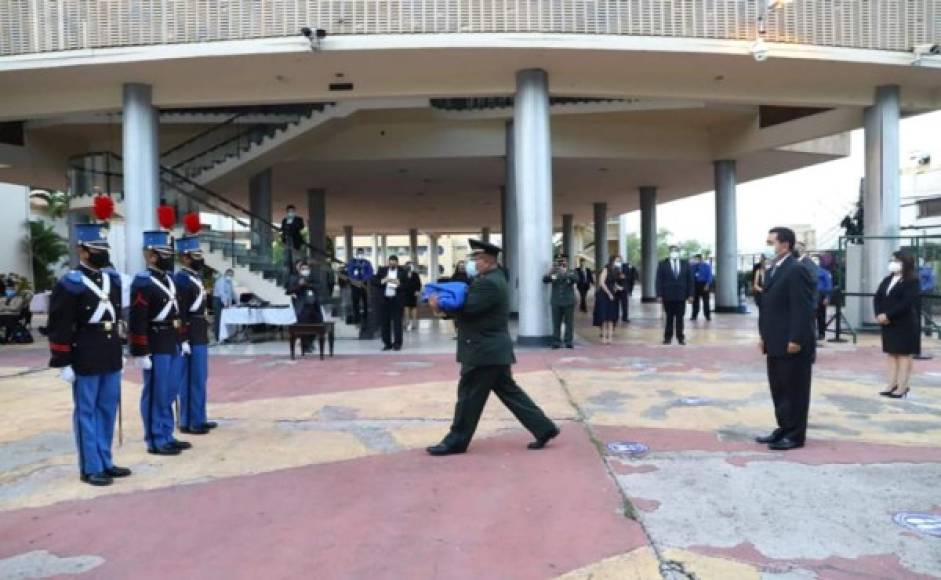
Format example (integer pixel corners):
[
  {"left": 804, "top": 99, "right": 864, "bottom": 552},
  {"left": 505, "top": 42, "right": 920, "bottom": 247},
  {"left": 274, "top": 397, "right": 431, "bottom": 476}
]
[{"left": 673, "top": 260, "right": 678, "bottom": 277}]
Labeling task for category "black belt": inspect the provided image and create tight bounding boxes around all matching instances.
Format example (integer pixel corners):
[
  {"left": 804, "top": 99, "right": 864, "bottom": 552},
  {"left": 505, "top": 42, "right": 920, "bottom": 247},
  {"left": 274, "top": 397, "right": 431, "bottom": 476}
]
[
  {"left": 151, "top": 320, "right": 181, "bottom": 329},
  {"left": 80, "top": 321, "right": 115, "bottom": 331}
]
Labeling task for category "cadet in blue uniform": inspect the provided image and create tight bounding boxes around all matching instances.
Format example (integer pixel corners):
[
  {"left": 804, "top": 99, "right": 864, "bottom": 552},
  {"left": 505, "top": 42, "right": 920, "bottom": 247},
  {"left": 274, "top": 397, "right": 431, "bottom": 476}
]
[
  {"left": 128, "top": 231, "right": 191, "bottom": 456},
  {"left": 690, "top": 254, "right": 713, "bottom": 321},
  {"left": 47, "top": 223, "right": 132, "bottom": 486},
  {"left": 173, "top": 235, "right": 218, "bottom": 435},
  {"left": 346, "top": 250, "right": 374, "bottom": 323}
]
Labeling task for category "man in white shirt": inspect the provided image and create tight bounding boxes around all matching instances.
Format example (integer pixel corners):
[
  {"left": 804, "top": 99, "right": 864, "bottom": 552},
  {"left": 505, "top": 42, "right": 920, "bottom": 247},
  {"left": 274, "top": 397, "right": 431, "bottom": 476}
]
[
  {"left": 375, "top": 255, "right": 408, "bottom": 351},
  {"left": 212, "top": 269, "right": 237, "bottom": 342}
]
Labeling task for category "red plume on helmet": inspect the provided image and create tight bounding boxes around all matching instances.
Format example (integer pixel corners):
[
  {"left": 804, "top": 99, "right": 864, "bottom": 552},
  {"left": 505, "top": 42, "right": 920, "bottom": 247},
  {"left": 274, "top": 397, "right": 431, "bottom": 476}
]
[
  {"left": 93, "top": 194, "right": 115, "bottom": 221},
  {"left": 183, "top": 212, "right": 201, "bottom": 235},
  {"left": 157, "top": 205, "right": 176, "bottom": 230}
]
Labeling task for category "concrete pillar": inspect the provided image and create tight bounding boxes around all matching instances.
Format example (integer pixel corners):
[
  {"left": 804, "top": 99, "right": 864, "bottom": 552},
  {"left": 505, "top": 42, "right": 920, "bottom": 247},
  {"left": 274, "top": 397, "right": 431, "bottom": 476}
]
[
  {"left": 379, "top": 235, "right": 388, "bottom": 264},
  {"left": 562, "top": 213, "right": 575, "bottom": 260},
  {"left": 593, "top": 202, "right": 607, "bottom": 270},
  {"left": 481, "top": 227, "right": 491, "bottom": 243},
  {"left": 343, "top": 225, "right": 353, "bottom": 262},
  {"left": 408, "top": 228, "right": 419, "bottom": 264},
  {"left": 861, "top": 85, "right": 901, "bottom": 321},
  {"left": 504, "top": 124, "right": 520, "bottom": 315},
  {"left": 640, "top": 186, "right": 658, "bottom": 302},
  {"left": 248, "top": 169, "right": 273, "bottom": 260},
  {"left": 617, "top": 214, "right": 629, "bottom": 261},
  {"left": 307, "top": 188, "right": 326, "bottom": 258},
  {"left": 371, "top": 234, "right": 379, "bottom": 264},
  {"left": 513, "top": 69, "right": 553, "bottom": 345},
  {"left": 714, "top": 160, "right": 743, "bottom": 312},
  {"left": 428, "top": 233, "right": 439, "bottom": 283},
  {"left": 122, "top": 83, "right": 160, "bottom": 275}
]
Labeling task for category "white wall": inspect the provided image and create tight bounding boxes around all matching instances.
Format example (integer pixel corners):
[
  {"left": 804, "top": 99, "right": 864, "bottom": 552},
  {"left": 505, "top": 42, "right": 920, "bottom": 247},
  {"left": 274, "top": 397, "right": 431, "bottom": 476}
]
[{"left": 0, "top": 183, "right": 33, "bottom": 280}]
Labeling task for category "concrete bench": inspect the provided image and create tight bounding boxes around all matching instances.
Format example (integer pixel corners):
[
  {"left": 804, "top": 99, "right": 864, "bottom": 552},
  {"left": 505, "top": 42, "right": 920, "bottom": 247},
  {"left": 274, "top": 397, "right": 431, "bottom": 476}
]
[{"left": 288, "top": 322, "right": 335, "bottom": 360}]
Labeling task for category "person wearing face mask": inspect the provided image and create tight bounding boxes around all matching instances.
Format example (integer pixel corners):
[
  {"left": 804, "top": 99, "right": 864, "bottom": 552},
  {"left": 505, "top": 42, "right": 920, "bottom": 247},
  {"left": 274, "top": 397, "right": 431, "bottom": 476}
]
[
  {"left": 689, "top": 254, "right": 713, "bottom": 322},
  {"left": 812, "top": 256, "right": 833, "bottom": 341},
  {"left": 451, "top": 260, "right": 471, "bottom": 284},
  {"left": 756, "top": 227, "right": 817, "bottom": 451},
  {"left": 287, "top": 260, "right": 325, "bottom": 354},
  {"left": 655, "top": 245, "right": 695, "bottom": 345},
  {"left": 46, "top": 222, "right": 130, "bottom": 486},
  {"left": 874, "top": 252, "right": 921, "bottom": 399},
  {"left": 402, "top": 261, "right": 423, "bottom": 331},
  {"left": 345, "top": 249, "right": 374, "bottom": 324},
  {"left": 375, "top": 255, "right": 408, "bottom": 351},
  {"left": 172, "top": 236, "right": 217, "bottom": 436},
  {"left": 611, "top": 255, "right": 633, "bottom": 324},
  {"left": 129, "top": 231, "right": 191, "bottom": 457},
  {"left": 543, "top": 254, "right": 579, "bottom": 349},
  {"left": 280, "top": 205, "right": 306, "bottom": 275},
  {"left": 212, "top": 269, "right": 237, "bottom": 342},
  {"left": 0, "top": 278, "right": 29, "bottom": 343}
]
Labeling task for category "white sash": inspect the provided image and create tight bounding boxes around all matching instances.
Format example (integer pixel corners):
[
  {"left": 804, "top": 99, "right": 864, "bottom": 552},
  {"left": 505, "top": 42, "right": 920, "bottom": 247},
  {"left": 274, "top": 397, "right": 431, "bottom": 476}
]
[
  {"left": 150, "top": 274, "right": 178, "bottom": 322},
  {"left": 81, "top": 273, "right": 116, "bottom": 323},
  {"left": 186, "top": 273, "right": 206, "bottom": 312}
]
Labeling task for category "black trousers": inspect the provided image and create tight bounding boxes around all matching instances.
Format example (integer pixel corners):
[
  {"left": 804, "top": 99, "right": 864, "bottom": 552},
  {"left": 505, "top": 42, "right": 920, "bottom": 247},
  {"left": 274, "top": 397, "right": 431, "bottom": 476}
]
[
  {"left": 380, "top": 299, "right": 404, "bottom": 348},
  {"left": 618, "top": 290, "right": 630, "bottom": 321},
  {"left": 443, "top": 365, "right": 556, "bottom": 450},
  {"left": 577, "top": 285, "right": 590, "bottom": 312},
  {"left": 350, "top": 285, "right": 368, "bottom": 323},
  {"left": 663, "top": 300, "right": 686, "bottom": 341},
  {"left": 816, "top": 299, "right": 828, "bottom": 339},
  {"left": 551, "top": 304, "right": 575, "bottom": 346},
  {"left": 692, "top": 283, "right": 711, "bottom": 320},
  {"left": 767, "top": 354, "right": 813, "bottom": 443}
]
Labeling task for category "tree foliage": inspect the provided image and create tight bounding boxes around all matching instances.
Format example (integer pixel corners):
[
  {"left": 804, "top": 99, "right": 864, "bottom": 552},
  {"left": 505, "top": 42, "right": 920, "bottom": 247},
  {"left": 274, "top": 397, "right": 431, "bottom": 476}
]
[
  {"left": 624, "top": 228, "right": 712, "bottom": 265},
  {"left": 25, "top": 219, "right": 68, "bottom": 291}
]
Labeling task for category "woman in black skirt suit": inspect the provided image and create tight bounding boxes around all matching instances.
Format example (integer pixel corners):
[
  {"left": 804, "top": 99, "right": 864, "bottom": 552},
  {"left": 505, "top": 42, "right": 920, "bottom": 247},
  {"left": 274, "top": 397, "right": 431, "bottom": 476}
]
[
  {"left": 594, "top": 256, "right": 622, "bottom": 344},
  {"left": 402, "top": 261, "right": 422, "bottom": 331},
  {"left": 873, "top": 252, "right": 920, "bottom": 399}
]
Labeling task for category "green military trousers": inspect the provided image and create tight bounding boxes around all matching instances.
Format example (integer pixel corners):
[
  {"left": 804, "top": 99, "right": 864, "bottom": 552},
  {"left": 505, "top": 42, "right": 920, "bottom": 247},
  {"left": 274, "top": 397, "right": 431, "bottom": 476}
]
[
  {"left": 443, "top": 365, "right": 557, "bottom": 451},
  {"left": 551, "top": 305, "right": 575, "bottom": 347}
]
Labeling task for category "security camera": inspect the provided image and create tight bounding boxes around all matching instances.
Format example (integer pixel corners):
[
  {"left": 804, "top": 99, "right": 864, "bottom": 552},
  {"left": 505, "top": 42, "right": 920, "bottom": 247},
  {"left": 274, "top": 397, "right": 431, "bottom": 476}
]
[
  {"left": 750, "top": 38, "right": 769, "bottom": 62},
  {"left": 913, "top": 43, "right": 941, "bottom": 56},
  {"left": 300, "top": 27, "right": 328, "bottom": 51}
]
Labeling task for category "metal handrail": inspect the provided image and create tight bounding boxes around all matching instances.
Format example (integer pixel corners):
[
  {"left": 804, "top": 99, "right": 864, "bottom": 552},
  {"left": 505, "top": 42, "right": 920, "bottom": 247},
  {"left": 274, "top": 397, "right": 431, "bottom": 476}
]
[{"left": 160, "top": 113, "right": 243, "bottom": 158}]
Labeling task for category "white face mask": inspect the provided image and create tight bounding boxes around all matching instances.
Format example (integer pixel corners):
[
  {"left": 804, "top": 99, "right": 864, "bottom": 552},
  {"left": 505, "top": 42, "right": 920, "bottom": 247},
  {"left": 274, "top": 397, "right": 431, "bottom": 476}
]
[
  {"left": 669, "top": 252, "right": 680, "bottom": 260},
  {"left": 465, "top": 260, "right": 478, "bottom": 278},
  {"left": 613, "top": 261, "right": 622, "bottom": 268},
  {"left": 888, "top": 261, "right": 902, "bottom": 275},
  {"left": 299, "top": 269, "right": 311, "bottom": 277}
]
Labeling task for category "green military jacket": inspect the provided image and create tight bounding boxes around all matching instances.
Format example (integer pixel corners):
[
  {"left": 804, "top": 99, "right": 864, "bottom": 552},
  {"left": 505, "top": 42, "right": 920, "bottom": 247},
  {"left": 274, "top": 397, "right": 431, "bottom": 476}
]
[
  {"left": 454, "top": 268, "right": 516, "bottom": 373},
  {"left": 542, "top": 270, "right": 578, "bottom": 307}
]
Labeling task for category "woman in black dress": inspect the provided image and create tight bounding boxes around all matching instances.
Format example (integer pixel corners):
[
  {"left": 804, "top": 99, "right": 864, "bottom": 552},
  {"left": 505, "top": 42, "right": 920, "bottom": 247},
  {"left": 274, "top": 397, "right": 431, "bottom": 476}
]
[
  {"left": 402, "top": 261, "right": 422, "bottom": 331},
  {"left": 752, "top": 256, "right": 767, "bottom": 308},
  {"left": 873, "top": 252, "right": 920, "bottom": 399},
  {"left": 594, "top": 256, "right": 621, "bottom": 344}
]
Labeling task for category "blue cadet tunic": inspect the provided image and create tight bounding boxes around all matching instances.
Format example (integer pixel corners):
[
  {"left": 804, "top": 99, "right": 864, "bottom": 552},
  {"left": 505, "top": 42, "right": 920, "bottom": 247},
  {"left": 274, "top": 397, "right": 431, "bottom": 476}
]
[{"left": 173, "top": 235, "right": 212, "bottom": 431}]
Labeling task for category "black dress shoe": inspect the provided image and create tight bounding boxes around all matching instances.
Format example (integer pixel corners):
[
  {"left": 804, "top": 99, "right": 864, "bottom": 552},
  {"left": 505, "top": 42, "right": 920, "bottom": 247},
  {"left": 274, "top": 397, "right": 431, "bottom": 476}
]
[
  {"left": 170, "top": 440, "right": 192, "bottom": 450},
  {"left": 528, "top": 427, "right": 561, "bottom": 450},
  {"left": 148, "top": 445, "right": 181, "bottom": 456},
  {"left": 181, "top": 426, "right": 210, "bottom": 435},
  {"left": 80, "top": 472, "right": 113, "bottom": 486},
  {"left": 105, "top": 466, "right": 132, "bottom": 478},
  {"left": 393, "top": 345, "right": 402, "bottom": 351},
  {"left": 202, "top": 421, "right": 218, "bottom": 430},
  {"left": 551, "top": 344, "right": 561, "bottom": 349},
  {"left": 662, "top": 339, "right": 671, "bottom": 345},
  {"left": 565, "top": 344, "right": 574, "bottom": 349},
  {"left": 678, "top": 339, "right": 686, "bottom": 345},
  {"left": 754, "top": 431, "right": 783, "bottom": 444},
  {"left": 426, "top": 444, "right": 466, "bottom": 456},
  {"left": 768, "top": 437, "right": 804, "bottom": 451},
  {"left": 382, "top": 345, "right": 393, "bottom": 351}
]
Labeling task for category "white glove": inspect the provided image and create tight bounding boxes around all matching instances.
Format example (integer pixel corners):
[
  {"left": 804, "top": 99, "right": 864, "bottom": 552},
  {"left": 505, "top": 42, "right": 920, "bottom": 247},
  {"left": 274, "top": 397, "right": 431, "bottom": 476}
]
[
  {"left": 181, "top": 341, "right": 192, "bottom": 356},
  {"left": 121, "top": 357, "right": 127, "bottom": 375},
  {"left": 57, "top": 366, "right": 75, "bottom": 383},
  {"left": 135, "top": 356, "right": 153, "bottom": 370}
]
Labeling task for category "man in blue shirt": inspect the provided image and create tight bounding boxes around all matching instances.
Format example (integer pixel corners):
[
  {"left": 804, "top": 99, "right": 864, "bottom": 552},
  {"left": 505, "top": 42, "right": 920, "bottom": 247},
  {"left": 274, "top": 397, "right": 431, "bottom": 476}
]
[
  {"left": 813, "top": 256, "right": 833, "bottom": 340},
  {"left": 690, "top": 254, "right": 713, "bottom": 321},
  {"left": 212, "top": 269, "right": 236, "bottom": 342},
  {"left": 346, "top": 249, "right": 374, "bottom": 324}
]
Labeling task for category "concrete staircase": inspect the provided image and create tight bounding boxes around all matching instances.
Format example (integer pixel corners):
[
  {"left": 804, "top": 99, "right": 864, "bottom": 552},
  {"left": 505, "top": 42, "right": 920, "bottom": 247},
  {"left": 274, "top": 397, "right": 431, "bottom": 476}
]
[{"left": 200, "top": 230, "right": 289, "bottom": 306}]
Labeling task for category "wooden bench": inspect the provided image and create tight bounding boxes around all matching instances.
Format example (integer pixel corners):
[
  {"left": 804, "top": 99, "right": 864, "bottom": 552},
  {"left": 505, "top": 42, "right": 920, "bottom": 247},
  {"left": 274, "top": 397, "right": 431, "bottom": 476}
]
[{"left": 288, "top": 322, "right": 335, "bottom": 360}]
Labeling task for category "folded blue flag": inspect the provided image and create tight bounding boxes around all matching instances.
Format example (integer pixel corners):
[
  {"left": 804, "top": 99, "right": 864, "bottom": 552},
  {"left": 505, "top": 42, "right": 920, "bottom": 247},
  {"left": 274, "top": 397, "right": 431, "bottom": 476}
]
[{"left": 421, "top": 282, "right": 469, "bottom": 312}]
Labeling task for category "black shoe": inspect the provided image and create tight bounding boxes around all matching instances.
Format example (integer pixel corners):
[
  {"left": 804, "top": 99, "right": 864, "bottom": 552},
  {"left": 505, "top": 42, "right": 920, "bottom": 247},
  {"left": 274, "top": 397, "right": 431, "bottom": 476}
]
[
  {"left": 80, "top": 472, "right": 113, "bottom": 486},
  {"left": 181, "top": 426, "right": 210, "bottom": 435},
  {"left": 426, "top": 444, "right": 466, "bottom": 457},
  {"left": 754, "top": 432, "right": 782, "bottom": 444},
  {"left": 551, "top": 344, "right": 561, "bottom": 350},
  {"left": 662, "top": 339, "right": 671, "bottom": 345},
  {"left": 147, "top": 445, "right": 181, "bottom": 456},
  {"left": 382, "top": 345, "right": 393, "bottom": 351},
  {"left": 887, "top": 388, "right": 910, "bottom": 399},
  {"left": 527, "top": 427, "right": 560, "bottom": 450},
  {"left": 768, "top": 437, "right": 804, "bottom": 451},
  {"left": 105, "top": 466, "right": 132, "bottom": 478},
  {"left": 689, "top": 318, "right": 696, "bottom": 321},
  {"left": 879, "top": 386, "right": 898, "bottom": 397},
  {"left": 202, "top": 421, "right": 218, "bottom": 430},
  {"left": 678, "top": 339, "right": 686, "bottom": 345},
  {"left": 565, "top": 344, "right": 574, "bottom": 349},
  {"left": 170, "top": 440, "right": 192, "bottom": 450},
  {"left": 393, "top": 345, "right": 402, "bottom": 351}
]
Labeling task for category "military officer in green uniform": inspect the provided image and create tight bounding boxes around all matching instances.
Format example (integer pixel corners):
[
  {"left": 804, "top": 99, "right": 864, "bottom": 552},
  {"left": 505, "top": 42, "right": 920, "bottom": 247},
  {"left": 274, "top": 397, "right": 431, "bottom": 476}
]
[
  {"left": 543, "top": 253, "right": 578, "bottom": 349},
  {"left": 426, "top": 239, "right": 560, "bottom": 456}
]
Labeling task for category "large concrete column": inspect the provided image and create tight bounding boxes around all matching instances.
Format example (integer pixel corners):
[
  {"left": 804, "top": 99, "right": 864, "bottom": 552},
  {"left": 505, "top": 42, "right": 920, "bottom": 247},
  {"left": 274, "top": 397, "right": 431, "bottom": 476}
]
[
  {"left": 513, "top": 69, "right": 553, "bottom": 345},
  {"left": 307, "top": 188, "right": 326, "bottom": 257},
  {"left": 122, "top": 83, "right": 160, "bottom": 275},
  {"left": 379, "top": 235, "right": 388, "bottom": 264},
  {"left": 343, "top": 225, "right": 353, "bottom": 262},
  {"left": 428, "top": 233, "right": 439, "bottom": 282},
  {"left": 248, "top": 169, "right": 273, "bottom": 260},
  {"left": 640, "top": 186, "right": 658, "bottom": 302},
  {"left": 562, "top": 213, "right": 575, "bottom": 260},
  {"left": 593, "top": 203, "right": 607, "bottom": 270},
  {"left": 617, "top": 214, "right": 629, "bottom": 261},
  {"left": 481, "top": 227, "right": 491, "bottom": 243},
  {"left": 371, "top": 235, "right": 379, "bottom": 263},
  {"left": 861, "top": 85, "right": 901, "bottom": 320},
  {"left": 714, "top": 160, "right": 743, "bottom": 313},
  {"left": 408, "top": 228, "right": 419, "bottom": 264},
  {"left": 504, "top": 123, "right": 520, "bottom": 316}
]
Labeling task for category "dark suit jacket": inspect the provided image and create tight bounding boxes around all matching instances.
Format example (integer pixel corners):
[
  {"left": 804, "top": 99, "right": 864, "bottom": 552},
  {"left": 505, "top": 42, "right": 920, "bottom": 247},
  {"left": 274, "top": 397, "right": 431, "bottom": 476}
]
[
  {"left": 621, "top": 264, "right": 638, "bottom": 291},
  {"left": 281, "top": 216, "right": 305, "bottom": 249},
  {"left": 575, "top": 267, "right": 594, "bottom": 288},
  {"left": 655, "top": 259, "right": 694, "bottom": 302},
  {"left": 758, "top": 256, "right": 817, "bottom": 358},
  {"left": 374, "top": 266, "right": 409, "bottom": 303},
  {"left": 454, "top": 268, "right": 515, "bottom": 373}
]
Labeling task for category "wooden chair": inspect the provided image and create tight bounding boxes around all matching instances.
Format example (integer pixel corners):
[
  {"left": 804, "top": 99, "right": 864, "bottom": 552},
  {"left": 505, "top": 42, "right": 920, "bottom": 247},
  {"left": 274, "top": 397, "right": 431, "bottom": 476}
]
[{"left": 288, "top": 322, "right": 335, "bottom": 360}]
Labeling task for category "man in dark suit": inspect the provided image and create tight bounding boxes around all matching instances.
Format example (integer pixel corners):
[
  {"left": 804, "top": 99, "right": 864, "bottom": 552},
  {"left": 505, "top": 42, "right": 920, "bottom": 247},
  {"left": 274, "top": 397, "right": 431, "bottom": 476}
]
[
  {"left": 426, "top": 239, "right": 559, "bottom": 456},
  {"left": 575, "top": 258, "right": 594, "bottom": 313},
  {"left": 655, "top": 245, "right": 695, "bottom": 345},
  {"left": 757, "top": 227, "right": 817, "bottom": 451},
  {"left": 616, "top": 256, "right": 638, "bottom": 323},
  {"left": 280, "top": 205, "right": 305, "bottom": 274},
  {"left": 375, "top": 254, "right": 408, "bottom": 351}
]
